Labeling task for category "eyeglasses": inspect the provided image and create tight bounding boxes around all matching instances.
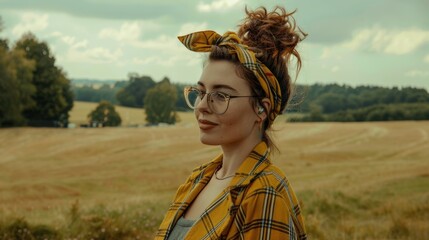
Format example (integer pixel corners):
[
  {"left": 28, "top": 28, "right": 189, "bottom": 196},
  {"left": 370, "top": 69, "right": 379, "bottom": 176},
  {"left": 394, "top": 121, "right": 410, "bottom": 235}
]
[{"left": 183, "top": 86, "right": 259, "bottom": 115}]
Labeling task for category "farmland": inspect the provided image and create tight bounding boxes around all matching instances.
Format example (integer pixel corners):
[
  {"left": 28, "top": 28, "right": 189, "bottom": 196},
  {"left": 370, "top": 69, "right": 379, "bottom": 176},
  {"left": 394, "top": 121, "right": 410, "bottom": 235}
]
[{"left": 0, "top": 102, "right": 428, "bottom": 239}]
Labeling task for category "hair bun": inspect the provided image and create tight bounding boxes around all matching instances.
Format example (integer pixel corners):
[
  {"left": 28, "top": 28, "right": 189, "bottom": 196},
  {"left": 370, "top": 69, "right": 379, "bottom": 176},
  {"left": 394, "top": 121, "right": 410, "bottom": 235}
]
[{"left": 238, "top": 6, "right": 306, "bottom": 60}]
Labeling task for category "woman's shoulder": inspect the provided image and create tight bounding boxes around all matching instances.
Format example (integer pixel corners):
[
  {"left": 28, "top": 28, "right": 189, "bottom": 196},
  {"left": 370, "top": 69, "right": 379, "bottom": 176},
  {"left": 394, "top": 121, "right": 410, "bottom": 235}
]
[
  {"left": 246, "top": 164, "right": 296, "bottom": 199},
  {"left": 254, "top": 164, "right": 289, "bottom": 185},
  {"left": 243, "top": 164, "right": 304, "bottom": 219}
]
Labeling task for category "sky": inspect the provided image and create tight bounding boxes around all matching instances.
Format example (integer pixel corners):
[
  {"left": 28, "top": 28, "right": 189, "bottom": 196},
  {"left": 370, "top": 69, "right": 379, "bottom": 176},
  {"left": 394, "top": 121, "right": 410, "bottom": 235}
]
[{"left": 0, "top": 0, "right": 428, "bottom": 89}]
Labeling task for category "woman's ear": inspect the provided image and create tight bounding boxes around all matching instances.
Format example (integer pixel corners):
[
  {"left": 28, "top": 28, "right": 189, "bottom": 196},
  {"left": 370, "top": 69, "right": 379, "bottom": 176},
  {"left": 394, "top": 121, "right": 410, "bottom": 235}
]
[{"left": 256, "top": 98, "right": 271, "bottom": 121}]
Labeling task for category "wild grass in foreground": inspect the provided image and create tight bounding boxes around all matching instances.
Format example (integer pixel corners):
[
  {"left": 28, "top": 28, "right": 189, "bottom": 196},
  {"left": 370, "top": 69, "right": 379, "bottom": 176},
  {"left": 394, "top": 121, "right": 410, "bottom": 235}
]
[
  {"left": 1, "top": 189, "right": 428, "bottom": 240},
  {"left": 0, "top": 200, "right": 168, "bottom": 240},
  {"left": 301, "top": 189, "right": 429, "bottom": 240}
]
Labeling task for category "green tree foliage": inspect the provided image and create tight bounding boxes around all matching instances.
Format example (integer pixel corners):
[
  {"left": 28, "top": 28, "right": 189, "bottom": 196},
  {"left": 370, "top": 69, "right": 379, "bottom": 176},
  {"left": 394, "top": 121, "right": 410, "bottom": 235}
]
[
  {"left": 173, "top": 82, "right": 188, "bottom": 111},
  {"left": 59, "top": 73, "right": 74, "bottom": 125},
  {"left": 294, "top": 103, "right": 429, "bottom": 122},
  {"left": 0, "top": 17, "right": 7, "bottom": 50},
  {"left": 316, "top": 93, "right": 348, "bottom": 113},
  {"left": 144, "top": 77, "right": 178, "bottom": 125},
  {"left": 0, "top": 43, "right": 36, "bottom": 127},
  {"left": 288, "top": 83, "right": 429, "bottom": 122},
  {"left": 14, "top": 33, "right": 74, "bottom": 126},
  {"left": 116, "top": 73, "right": 155, "bottom": 108},
  {"left": 87, "top": 101, "right": 122, "bottom": 127},
  {"left": 290, "top": 84, "right": 429, "bottom": 113},
  {"left": 332, "top": 103, "right": 429, "bottom": 121},
  {"left": 73, "top": 82, "right": 124, "bottom": 104},
  {"left": 73, "top": 79, "right": 190, "bottom": 112}
]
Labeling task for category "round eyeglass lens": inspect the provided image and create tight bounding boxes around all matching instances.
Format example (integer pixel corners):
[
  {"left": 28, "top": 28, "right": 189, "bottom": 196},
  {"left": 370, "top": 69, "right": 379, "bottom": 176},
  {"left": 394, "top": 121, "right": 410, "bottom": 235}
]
[
  {"left": 185, "top": 88, "right": 200, "bottom": 109},
  {"left": 209, "top": 92, "right": 229, "bottom": 114}
]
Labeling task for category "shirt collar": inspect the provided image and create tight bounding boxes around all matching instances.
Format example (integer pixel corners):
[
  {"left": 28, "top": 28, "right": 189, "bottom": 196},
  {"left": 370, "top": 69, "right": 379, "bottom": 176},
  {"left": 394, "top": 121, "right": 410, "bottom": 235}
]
[
  {"left": 228, "top": 141, "right": 271, "bottom": 189},
  {"left": 188, "top": 141, "right": 271, "bottom": 189}
]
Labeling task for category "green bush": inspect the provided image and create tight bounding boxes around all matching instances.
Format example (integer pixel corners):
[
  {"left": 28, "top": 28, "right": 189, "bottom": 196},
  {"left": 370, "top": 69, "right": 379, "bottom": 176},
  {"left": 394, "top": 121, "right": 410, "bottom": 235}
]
[
  {"left": 289, "top": 103, "right": 429, "bottom": 122},
  {"left": 0, "top": 200, "right": 168, "bottom": 240},
  {"left": 0, "top": 218, "right": 61, "bottom": 240},
  {"left": 87, "top": 101, "right": 122, "bottom": 127}
]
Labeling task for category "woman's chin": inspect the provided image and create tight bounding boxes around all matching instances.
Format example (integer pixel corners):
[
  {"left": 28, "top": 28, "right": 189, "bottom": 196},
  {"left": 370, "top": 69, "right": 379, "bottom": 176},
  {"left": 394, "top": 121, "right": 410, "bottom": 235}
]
[{"left": 199, "top": 135, "right": 221, "bottom": 146}]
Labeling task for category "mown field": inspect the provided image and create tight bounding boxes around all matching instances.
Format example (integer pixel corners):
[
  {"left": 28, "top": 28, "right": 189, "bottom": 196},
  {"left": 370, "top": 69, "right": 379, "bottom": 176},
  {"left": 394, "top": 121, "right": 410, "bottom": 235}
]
[{"left": 0, "top": 101, "right": 428, "bottom": 239}]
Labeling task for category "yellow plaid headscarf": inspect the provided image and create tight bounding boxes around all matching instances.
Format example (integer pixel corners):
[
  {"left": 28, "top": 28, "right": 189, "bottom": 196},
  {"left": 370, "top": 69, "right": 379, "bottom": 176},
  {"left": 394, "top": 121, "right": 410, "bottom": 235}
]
[{"left": 178, "top": 30, "right": 282, "bottom": 121}]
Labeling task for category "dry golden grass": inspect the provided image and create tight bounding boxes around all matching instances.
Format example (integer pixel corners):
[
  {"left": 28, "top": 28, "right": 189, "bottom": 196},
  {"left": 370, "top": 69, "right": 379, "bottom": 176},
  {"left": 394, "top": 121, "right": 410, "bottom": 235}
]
[{"left": 0, "top": 101, "right": 428, "bottom": 239}]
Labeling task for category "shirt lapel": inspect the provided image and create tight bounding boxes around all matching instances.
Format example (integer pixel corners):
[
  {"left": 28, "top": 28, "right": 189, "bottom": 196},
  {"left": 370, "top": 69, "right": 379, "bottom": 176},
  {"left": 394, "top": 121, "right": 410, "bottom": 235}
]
[
  {"left": 163, "top": 155, "right": 222, "bottom": 237},
  {"left": 185, "top": 142, "right": 272, "bottom": 239}
]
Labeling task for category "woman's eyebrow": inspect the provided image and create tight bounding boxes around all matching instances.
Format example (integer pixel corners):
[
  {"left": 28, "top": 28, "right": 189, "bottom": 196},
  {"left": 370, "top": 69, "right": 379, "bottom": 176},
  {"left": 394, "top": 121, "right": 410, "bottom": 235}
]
[{"left": 197, "top": 81, "right": 238, "bottom": 92}]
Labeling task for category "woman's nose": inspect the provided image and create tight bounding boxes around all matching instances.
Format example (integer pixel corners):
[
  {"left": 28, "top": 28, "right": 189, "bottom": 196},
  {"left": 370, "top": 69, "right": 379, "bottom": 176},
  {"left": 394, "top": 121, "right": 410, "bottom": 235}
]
[{"left": 195, "top": 93, "right": 211, "bottom": 113}]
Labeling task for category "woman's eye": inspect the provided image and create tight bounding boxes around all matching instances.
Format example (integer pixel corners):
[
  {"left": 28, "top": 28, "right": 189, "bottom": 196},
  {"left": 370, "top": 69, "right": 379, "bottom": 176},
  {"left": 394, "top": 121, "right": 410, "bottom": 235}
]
[{"left": 213, "top": 92, "right": 228, "bottom": 101}]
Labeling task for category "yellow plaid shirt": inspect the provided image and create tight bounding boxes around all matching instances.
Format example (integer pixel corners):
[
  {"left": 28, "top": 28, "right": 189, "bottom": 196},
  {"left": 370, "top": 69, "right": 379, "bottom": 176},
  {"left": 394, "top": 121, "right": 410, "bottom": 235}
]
[{"left": 155, "top": 142, "right": 307, "bottom": 239}]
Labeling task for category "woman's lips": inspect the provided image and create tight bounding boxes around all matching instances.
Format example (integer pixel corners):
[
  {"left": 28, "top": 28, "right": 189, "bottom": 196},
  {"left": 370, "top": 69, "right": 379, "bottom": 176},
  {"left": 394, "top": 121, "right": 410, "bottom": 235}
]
[{"left": 198, "top": 119, "right": 218, "bottom": 130}]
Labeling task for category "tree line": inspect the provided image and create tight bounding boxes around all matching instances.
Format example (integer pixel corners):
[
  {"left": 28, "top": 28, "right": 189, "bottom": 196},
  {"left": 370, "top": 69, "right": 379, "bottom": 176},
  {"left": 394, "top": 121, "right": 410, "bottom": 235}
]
[
  {"left": 75, "top": 80, "right": 429, "bottom": 122},
  {"left": 287, "top": 84, "right": 429, "bottom": 121},
  {"left": 73, "top": 75, "right": 188, "bottom": 112}
]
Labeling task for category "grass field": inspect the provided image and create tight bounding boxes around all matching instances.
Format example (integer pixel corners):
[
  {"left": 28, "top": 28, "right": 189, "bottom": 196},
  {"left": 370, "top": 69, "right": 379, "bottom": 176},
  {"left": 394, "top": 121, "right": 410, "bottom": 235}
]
[{"left": 0, "top": 101, "right": 428, "bottom": 239}]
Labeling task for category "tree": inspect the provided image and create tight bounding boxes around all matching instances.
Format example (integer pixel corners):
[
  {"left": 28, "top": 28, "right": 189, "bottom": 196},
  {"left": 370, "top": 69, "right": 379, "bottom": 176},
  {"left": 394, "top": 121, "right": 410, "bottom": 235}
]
[
  {"left": 0, "top": 17, "right": 8, "bottom": 50},
  {"left": 14, "top": 33, "right": 74, "bottom": 127},
  {"left": 87, "top": 101, "right": 122, "bottom": 127},
  {"left": 144, "top": 77, "right": 178, "bottom": 125},
  {"left": 173, "top": 83, "right": 189, "bottom": 111},
  {"left": 58, "top": 71, "right": 74, "bottom": 125},
  {"left": 116, "top": 73, "right": 156, "bottom": 107},
  {"left": 0, "top": 46, "right": 36, "bottom": 126}
]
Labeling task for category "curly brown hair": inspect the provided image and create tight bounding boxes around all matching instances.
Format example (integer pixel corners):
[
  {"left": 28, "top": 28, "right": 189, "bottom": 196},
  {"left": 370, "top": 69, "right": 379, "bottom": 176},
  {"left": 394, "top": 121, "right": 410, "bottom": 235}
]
[{"left": 209, "top": 6, "right": 307, "bottom": 152}]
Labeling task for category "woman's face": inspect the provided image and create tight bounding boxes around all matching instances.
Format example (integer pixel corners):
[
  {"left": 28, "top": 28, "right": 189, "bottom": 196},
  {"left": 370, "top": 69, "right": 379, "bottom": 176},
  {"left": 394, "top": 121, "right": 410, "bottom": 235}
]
[{"left": 195, "top": 60, "right": 261, "bottom": 147}]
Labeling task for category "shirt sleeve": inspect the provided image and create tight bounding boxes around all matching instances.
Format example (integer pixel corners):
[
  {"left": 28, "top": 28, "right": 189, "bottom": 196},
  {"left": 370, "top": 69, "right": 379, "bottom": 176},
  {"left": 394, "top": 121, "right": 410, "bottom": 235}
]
[{"left": 235, "top": 186, "right": 299, "bottom": 240}]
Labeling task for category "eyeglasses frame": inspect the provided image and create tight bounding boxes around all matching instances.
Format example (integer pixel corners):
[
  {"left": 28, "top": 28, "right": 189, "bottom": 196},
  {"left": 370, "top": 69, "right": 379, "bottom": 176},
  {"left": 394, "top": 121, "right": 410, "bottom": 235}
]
[{"left": 184, "top": 86, "right": 260, "bottom": 115}]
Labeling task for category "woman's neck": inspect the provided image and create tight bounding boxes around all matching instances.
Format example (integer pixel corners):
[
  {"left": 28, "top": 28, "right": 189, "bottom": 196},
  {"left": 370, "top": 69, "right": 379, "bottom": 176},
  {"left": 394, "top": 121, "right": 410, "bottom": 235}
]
[{"left": 218, "top": 134, "right": 262, "bottom": 178}]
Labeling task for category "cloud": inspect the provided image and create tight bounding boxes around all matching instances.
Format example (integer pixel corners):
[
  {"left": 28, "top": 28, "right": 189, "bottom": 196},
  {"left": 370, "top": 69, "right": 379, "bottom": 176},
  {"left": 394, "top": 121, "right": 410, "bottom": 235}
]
[
  {"left": 12, "top": 12, "right": 49, "bottom": 36},
  {"left": 197, "top": 0, "right": 241, "bottom": 12},
  {"left": 424, "top": 54, "right": 429, "bottom": 64},
  {"left": 131, "top": 32, "right": 204, "bottom": 67},
  {"left": 405, "top": 70, "right": 429, "bottom": 77},
  {"left": 133, "top": 56, "right": 174, "bottom": 66},
  {"left": 178, "top": 22, "right": 209, "bottom": 36},
  {"left": 70, "top": 47, "right": 123, "bottom": 64},
  {"left": 331, "top": 66, "right": 340, "bottom": 73},
  {"left": 320, "top": 47, "right": 343, "bottom": 60},
  {"left": 343, "top": 26, "right": 429, "bottom": 55},
  {"left": 98, "top": 21, "right": 161, "bottom": 43},
  {"left": 52, "top": 31, "right": 122, "bottom": 63},
  {"left": 51, "top": 31, "right": 82, "bottom": 47},
  {"left": 132, "top": 35, "right": 178, "bottom": 50},
  {"left": 133, "top": 53, "right": 201, "bottom": 67},
  {"left": 51, "top": 31, "right": 87, "bottom": 49},
  {"left": 99, "top": 22, "right": 141, "bottom": 42},
  {"left": 132, "top": 57, "right": 158, "bottom": 65},
  {"left": 319, "top": 26, "right": 429, "bottom": 61},
  {"left": 98, "top": 21, "right": 180, "bottom": 52}
]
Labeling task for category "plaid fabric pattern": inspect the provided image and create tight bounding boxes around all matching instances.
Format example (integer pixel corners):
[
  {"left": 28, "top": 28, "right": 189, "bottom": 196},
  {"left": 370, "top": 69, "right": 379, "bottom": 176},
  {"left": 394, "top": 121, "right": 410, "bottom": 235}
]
[
  {"left": 155, "top": 142, "right": 307, "bottom": 239},
  {"left": 178, "top": 30, "right": 282, "bottom": 121}
]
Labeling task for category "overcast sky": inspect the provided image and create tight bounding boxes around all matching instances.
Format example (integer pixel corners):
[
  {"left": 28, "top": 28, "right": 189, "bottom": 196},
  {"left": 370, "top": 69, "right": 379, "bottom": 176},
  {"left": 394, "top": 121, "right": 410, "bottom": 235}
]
[{"left": 1, "top": 0, "right": 428, "bottom": 89}]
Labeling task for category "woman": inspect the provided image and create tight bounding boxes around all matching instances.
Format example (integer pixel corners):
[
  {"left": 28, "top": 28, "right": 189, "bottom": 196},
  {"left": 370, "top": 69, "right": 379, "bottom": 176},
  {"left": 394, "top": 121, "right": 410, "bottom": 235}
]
[{"left": 156, "top": 6, "right": 307, "bottom": 240}]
